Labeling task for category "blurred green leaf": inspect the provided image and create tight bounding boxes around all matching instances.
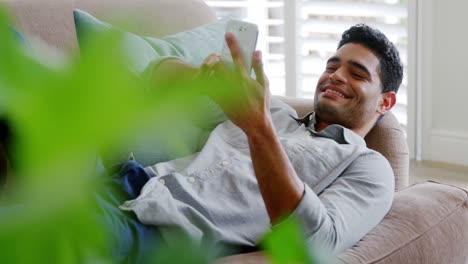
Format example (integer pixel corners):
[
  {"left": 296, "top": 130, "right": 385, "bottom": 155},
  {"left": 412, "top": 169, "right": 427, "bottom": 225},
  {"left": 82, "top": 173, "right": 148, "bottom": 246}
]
[
  {"left": 261, "top": 217, "right": 316, "bottom": 264},
  {"left": 0, "top": 5, "right": 324, "bottom": 264}
]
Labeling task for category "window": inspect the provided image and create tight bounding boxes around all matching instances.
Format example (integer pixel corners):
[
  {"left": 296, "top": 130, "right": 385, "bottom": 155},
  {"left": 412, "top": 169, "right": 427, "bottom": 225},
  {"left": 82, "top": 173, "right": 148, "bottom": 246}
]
[{"left": 206, "top": 0, "right": 408, "bottom": 126}]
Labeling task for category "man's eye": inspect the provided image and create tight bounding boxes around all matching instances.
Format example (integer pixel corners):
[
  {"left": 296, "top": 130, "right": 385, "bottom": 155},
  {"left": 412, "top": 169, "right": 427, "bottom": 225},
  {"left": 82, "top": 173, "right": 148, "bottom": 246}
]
[
  {"left": 326, "top": 67, "right": 336, "bottom": 72},
  {"left": 352, "top": 73, "right": 365, "bottom": 79}
]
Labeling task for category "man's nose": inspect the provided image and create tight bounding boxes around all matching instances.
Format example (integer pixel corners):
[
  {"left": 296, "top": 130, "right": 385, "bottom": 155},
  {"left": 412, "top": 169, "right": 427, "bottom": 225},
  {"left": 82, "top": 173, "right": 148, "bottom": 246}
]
[{"left": 329, "top": 68, "right": 346, "bottom": 84}]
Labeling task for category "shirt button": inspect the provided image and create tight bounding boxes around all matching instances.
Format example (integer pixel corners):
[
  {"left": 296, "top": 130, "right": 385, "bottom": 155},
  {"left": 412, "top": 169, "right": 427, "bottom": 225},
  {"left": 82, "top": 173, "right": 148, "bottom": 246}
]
[
  {"left": 187, "top": 176, "right": 195, "bottom": 183},
  {"left": 221, "top": 160, "right": 230, "bottom": 166},
  {"left": 159, "top": 179, "right": 165, "bottom": 185}
]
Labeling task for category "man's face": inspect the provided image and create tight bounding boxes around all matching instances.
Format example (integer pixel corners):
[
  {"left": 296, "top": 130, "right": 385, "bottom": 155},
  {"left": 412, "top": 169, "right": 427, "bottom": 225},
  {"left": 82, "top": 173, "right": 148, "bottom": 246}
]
[{"left": 313, "top": 43, "right": 386, "bottom": 131}]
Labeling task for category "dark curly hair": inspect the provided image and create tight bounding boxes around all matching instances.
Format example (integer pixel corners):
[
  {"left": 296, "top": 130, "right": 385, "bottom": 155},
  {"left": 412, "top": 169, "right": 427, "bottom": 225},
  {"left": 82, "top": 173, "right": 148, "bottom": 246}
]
[{"left": 338, "top": 24, "right": 403, "bottom": 93}]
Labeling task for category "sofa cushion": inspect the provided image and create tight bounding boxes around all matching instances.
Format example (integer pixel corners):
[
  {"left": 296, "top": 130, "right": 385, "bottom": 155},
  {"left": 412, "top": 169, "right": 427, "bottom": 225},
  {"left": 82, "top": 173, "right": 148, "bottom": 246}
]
[
  {"left": 10, "top": 26, "right": 29, "bottom": 48},
  {"left": 73, "top": 9, "right": 228, "bottom": 167},
  {"left": 74, "top": 9, "right": 228, "bottom": 75},
  {"left": 364, "top": 112, "right": 409, "bottom": 191}
]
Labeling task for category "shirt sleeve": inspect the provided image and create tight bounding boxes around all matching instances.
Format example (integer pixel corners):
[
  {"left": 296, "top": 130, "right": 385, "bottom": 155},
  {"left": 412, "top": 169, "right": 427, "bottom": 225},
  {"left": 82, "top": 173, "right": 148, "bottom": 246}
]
[
  {"left": 139, "top": 56, "right": 227, "bottom": 139},
  {"left": 278, "top": 151, "right": 395, "bottom": 254}
]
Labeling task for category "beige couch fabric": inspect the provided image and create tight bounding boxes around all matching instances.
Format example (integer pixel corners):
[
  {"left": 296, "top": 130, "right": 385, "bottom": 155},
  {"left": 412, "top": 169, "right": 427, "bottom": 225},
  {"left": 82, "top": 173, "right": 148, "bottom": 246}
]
[
  {"left": 2, "top": 0, "right": 217, "bottom": 52},
  {"left": 337, "top": 181, "right": 468, "bottom": 264}
]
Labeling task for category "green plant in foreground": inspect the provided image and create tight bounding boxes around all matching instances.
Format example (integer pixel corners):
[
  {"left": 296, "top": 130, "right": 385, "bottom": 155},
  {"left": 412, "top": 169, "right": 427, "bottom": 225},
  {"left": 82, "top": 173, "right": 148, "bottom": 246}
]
[
  {"left": 261, "top": 218, "right": 317, "bottom": 264},
  {"left": 0, "top": 9, "right": 323, "bottom": 263}
]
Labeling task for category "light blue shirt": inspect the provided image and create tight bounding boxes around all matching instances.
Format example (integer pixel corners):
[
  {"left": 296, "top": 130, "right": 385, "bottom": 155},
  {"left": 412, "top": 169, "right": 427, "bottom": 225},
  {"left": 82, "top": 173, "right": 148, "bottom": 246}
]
[{"left": 120, "top": 97, "right": 394, "bottom": 254}]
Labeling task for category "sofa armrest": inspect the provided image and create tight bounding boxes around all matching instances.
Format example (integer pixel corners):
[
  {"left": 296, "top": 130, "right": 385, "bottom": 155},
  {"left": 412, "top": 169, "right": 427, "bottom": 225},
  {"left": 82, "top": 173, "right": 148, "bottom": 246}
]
[
  {"left": 215, "top": 181, "right": 468, "bottom": 264},
  {"left": 337, "top": 181, "right": 468, "bottom": 264}
]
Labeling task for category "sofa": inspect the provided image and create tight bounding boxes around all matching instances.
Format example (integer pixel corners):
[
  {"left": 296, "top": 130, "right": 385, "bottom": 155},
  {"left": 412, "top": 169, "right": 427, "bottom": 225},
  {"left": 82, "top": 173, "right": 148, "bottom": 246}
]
[{"left": 3, "top": 0, "right": 467, "bottom": 263}]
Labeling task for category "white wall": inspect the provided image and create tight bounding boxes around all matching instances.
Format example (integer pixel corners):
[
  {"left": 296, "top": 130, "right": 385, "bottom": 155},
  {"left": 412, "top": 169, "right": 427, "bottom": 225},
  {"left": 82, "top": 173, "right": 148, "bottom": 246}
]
[{"left": 416, "top": 0, "right": 468, "bottom": 166}]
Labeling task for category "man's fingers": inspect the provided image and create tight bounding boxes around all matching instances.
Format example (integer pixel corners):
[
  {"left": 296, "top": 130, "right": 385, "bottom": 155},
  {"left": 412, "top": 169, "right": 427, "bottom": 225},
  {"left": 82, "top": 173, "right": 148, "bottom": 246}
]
[
  {"left": 199, "top": 55, "right": 231, "bottom": 103},
  {"left": 213, "top": 58, "right": 226, "bottom": 75},
  {"left": 201, "top": 53, "right": 221, "bottom": 75},
  {"left": 225, "top": 33, "right": 249, "bottom": 77},
  {"left": 252, "top": 50, "right": 267, "bottom": 87}
]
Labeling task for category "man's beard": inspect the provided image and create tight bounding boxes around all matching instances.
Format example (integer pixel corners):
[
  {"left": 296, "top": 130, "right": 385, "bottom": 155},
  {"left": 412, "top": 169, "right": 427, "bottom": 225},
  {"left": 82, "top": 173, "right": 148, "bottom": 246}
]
[{"left": 313, "top": 100, "right": 367, "bottom": 131}]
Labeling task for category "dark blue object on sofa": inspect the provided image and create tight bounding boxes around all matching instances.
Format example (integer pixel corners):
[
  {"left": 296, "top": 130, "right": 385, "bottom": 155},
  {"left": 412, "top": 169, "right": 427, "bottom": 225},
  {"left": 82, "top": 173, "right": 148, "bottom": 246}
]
[{"left": 95, "top": 160, "right": 161, "bottom": 264}]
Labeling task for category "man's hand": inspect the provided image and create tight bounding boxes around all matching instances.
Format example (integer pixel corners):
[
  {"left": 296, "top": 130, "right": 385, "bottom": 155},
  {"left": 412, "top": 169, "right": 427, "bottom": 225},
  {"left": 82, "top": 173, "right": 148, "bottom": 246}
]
[
  {"left": 200, "top": 33, "right": 271, "bottom": 135},
  {"left": 200, "top": 34, "right": 304, "bottom": 224}
]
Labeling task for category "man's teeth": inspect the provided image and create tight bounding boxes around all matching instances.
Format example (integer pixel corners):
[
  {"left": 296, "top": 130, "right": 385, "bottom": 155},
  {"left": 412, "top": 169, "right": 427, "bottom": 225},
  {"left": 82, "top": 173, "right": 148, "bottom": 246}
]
[{"left": 325, "top": 89, "right": 345, "bottom": 98}]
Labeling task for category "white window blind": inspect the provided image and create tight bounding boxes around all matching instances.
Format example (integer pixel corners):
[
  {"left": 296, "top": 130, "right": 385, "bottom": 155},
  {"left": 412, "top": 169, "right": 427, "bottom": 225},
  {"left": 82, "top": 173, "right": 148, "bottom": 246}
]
[{"left": 205, "top": 0, "right": 408, "bottom": 127}]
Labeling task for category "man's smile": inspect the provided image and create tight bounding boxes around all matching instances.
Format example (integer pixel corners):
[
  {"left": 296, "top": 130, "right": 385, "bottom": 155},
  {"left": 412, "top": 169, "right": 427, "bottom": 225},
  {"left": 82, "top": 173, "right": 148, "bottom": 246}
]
[{"left": 320, "top": 84, "right": 349, "bottom": 100}]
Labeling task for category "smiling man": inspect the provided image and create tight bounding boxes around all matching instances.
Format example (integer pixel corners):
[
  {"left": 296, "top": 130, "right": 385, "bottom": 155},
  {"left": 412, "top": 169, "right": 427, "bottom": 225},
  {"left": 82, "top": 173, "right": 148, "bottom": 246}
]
[
  {"left": 104, "top": 23, "right": 404, "bottom": 260},
  {"left": 314, "top": 27, "right": 399, "bottom": 137}
]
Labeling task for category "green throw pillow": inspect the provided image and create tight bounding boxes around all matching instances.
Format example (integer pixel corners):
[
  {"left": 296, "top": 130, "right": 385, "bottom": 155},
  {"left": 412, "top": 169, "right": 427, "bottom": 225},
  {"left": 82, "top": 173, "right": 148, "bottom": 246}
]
[{"left": 73, "top": 9, "right": 227, "bottom": 168}]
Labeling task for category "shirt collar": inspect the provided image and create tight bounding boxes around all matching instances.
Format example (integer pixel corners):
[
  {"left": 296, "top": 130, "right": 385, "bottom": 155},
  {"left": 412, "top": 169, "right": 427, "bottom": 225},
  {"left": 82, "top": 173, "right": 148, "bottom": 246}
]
[
  {"left": 291, "top": 112, "right": 316, "bottom": 127},
  {"left": 292, "top": 112, "right": 366, "bottom": 146}
]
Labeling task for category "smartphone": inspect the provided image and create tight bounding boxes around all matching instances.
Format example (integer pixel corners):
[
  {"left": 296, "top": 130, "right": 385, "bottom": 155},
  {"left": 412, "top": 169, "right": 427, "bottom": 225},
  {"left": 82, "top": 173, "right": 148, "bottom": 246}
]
[{"left": 221, "top": 19, "right": 259, "bottom": 73}]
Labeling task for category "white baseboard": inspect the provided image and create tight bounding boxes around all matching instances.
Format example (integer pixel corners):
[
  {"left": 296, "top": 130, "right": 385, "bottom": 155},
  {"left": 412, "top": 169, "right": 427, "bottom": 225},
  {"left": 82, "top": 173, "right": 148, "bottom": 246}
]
[{"left": 426, "top": 129, "right": 468, "bottom": 166}]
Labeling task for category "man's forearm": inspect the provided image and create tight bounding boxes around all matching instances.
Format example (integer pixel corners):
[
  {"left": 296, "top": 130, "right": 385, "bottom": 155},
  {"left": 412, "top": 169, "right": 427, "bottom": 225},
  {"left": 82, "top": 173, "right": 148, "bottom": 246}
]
[
  {"left": 246, "top": 118, "right": 305, "bottom": 223},
  {"left": 201, "top": 33, "right": 305, "bottom": 222}
]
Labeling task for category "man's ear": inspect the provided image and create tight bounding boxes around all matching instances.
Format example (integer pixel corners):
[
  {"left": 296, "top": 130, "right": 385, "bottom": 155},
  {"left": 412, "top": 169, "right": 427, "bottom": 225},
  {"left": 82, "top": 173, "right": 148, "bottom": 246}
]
[{"left": 377, "top": 91, "right": 396, "bottom": 115}]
